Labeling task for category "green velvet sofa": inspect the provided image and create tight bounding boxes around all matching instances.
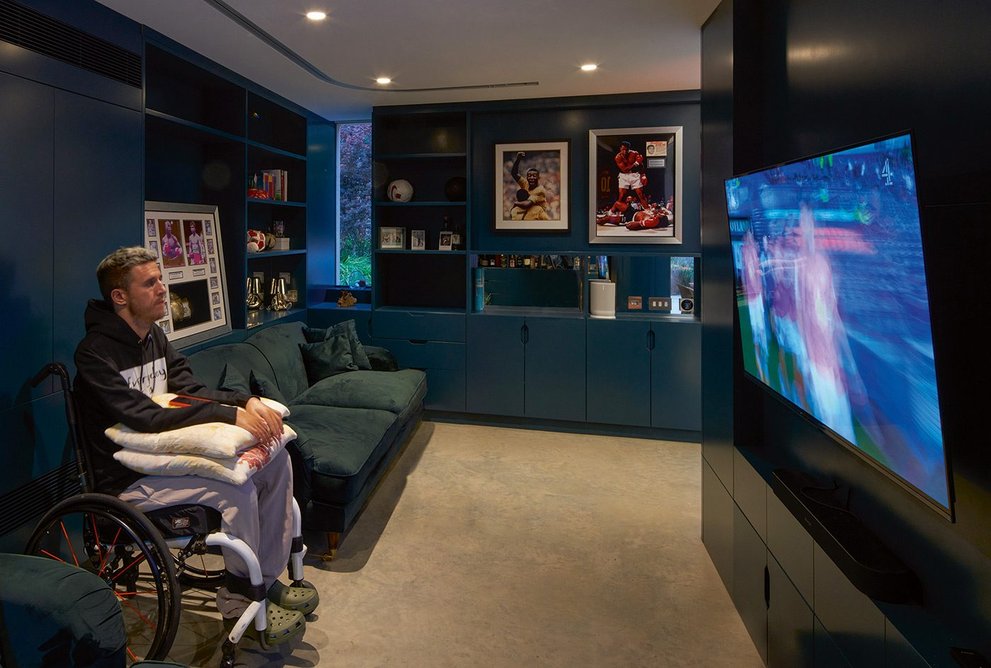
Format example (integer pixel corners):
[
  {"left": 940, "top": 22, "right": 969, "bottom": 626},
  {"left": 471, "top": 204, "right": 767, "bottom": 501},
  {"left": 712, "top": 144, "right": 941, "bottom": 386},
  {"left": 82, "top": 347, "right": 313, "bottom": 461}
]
[{"left": 186, "top": 321, "right": 426, "bottom": 554}]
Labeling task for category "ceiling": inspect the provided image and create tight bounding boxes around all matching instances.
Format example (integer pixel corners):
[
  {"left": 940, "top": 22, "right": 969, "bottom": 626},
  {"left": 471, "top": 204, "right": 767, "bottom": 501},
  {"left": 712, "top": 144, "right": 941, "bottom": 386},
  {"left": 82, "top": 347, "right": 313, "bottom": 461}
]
[{"left": 95, "top": 0, "right": 720, "bottom": 121}]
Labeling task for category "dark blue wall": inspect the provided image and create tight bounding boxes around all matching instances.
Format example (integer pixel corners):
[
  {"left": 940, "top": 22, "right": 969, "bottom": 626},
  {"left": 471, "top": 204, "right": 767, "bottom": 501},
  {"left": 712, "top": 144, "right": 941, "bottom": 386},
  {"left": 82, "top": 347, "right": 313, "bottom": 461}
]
[
  {"left": 703, "top": 0, "right": 991, "bottom": 653},
  {"left": 0, "top": 0, "right": 144, "bottom": 548}
]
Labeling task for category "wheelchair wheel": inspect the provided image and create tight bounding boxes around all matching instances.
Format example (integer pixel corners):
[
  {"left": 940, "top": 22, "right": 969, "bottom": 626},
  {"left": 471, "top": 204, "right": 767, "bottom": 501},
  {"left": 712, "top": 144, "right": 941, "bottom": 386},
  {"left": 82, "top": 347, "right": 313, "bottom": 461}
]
[{"left": 24, "top": 493, "right": 181, "bottom": 664}]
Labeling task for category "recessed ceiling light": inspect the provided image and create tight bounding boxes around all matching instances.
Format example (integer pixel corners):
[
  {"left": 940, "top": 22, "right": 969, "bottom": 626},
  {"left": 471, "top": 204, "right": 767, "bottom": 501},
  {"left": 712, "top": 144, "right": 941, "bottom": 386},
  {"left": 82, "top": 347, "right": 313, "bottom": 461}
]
[
  {"left": 306, "top": 11, "right": 327, "bottom": 21},
  {"left": 376, "top": 77, "right": 392, "bottom": 85},
  {"left": 580, "top": 63, "right": 598, "bottom": 72}
]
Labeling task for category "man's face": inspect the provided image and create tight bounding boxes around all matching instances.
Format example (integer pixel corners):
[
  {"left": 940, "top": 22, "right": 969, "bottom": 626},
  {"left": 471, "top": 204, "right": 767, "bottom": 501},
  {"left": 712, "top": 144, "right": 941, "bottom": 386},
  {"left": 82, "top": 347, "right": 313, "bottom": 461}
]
[
  {"left": 618, "top": 144, "right": 628, "bottom": 156},
  {"left": 122, "top": 261, "right": 167, "bottom": 324},
  {"left": 526, "top": 170, "right": 539, "bottom": 188}
]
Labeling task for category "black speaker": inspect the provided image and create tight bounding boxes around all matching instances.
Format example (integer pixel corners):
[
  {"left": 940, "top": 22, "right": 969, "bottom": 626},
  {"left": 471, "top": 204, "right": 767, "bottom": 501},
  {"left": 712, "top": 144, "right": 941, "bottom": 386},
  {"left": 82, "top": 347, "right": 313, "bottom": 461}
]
[{"left": 680, "top": 297, "right": 694, "bottom": 314}]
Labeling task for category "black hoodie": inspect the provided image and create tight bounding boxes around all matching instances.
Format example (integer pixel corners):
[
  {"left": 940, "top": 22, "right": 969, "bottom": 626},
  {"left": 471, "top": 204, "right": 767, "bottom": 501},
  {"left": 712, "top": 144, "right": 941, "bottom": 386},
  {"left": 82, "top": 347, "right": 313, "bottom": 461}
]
[{"left": 74, "top": 299, "right": 253, "bottom": 495}]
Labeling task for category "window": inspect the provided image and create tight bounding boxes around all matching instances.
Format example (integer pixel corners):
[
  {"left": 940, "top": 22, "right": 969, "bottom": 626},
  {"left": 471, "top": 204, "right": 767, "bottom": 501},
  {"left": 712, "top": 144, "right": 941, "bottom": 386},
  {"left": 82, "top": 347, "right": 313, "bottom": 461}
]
[{"left": 337, "top": 122, "right": 372, "bottom": 286}]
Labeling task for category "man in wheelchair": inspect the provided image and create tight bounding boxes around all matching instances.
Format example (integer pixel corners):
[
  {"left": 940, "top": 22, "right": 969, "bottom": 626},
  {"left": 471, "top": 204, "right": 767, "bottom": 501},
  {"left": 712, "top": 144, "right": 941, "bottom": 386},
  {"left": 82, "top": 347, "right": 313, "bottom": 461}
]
[{"left": 73, "top": 246, "right": 318, "bottom": 647}]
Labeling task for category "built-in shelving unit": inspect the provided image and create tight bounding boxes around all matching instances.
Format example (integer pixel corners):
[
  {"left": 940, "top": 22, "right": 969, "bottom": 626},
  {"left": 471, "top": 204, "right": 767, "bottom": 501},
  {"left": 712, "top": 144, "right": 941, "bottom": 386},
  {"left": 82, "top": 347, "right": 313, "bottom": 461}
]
[
  {"left": 144, "top": 42, "right": 308, "bottom": 334},
  {"left": 372, "top": 110, "right": 468, "bottom": 312}
]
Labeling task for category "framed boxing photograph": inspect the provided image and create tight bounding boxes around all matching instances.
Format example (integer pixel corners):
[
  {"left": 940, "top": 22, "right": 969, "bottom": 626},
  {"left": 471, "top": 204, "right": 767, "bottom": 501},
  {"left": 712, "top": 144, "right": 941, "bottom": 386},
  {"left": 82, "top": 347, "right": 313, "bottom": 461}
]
[
  {"left": 588, "top": 127, "right": 683, "bottom": 245},
  {"left": 494, "top": 141, "right": 569, "bottom": 232},
  {"left": 144, "top": 201, "right": 231, "bottom": 348}
]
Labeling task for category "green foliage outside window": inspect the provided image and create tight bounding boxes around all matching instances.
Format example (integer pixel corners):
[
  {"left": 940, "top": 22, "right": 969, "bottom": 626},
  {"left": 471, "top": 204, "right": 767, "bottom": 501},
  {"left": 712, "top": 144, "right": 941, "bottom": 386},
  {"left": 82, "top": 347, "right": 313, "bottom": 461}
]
[{"left": 339, "top": 123, "right": 371, "bottom": 286}]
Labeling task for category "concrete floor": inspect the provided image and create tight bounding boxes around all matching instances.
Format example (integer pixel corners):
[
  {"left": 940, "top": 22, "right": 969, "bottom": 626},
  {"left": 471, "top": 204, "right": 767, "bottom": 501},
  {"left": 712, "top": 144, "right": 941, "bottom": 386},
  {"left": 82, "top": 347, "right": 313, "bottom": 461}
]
[{"left": 167, "top": 421, "right": 762, "bottom": 667}]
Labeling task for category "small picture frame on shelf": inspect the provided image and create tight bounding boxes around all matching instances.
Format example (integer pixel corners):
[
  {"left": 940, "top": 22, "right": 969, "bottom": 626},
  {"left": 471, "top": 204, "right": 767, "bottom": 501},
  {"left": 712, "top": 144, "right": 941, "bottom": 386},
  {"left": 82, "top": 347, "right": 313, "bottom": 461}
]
[
  {"left": 438, "top": 231, "right": 454, "bottom": 251},
  {"left": 411, "top": 229, "right": 426, "bottom": 250},
  {"left": 380, "top": 226, "right": 405, "bottom": 249}
]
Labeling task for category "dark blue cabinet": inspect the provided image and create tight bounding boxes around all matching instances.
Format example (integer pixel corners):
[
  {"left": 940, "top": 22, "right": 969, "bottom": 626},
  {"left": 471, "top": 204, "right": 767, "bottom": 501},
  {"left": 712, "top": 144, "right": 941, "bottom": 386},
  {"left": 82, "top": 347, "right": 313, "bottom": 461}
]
[
  {"left": 586, "top": 318, "right": 701, "bottom": 431},
  {"left": 586, "top": 319, "right": 651, "bottom": 426},
  {"left": 768, "top": 554, "right": 815, "bottom": 667},
  {"left": 650, "top": 322, "right": 701, "bottom": 431},
  {"left": 467, "top": 314, "right": 585, "bottom": 421},
  {"left": 467, "top": 315, "right": 524, "bottom": 416}
]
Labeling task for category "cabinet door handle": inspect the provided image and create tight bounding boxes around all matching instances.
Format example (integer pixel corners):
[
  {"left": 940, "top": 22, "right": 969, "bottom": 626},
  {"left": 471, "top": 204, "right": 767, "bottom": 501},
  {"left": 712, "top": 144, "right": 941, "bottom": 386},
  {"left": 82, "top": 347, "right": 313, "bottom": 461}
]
[
  {"left": 647, "top": 329, "right": 655, "bottom": 351},
  {"left": 409, "top": 339, "right": 428, "bottom": 345},
  {"left": 521, "top": 323, "right": 529, "bottom": 345}
]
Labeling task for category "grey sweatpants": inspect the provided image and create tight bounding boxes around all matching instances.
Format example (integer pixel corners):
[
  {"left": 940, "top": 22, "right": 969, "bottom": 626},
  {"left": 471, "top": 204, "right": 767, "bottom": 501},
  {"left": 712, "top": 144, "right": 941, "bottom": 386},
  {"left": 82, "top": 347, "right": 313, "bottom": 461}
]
[{"left": 119, "top": 448, "right": 294, "bottom": 614}]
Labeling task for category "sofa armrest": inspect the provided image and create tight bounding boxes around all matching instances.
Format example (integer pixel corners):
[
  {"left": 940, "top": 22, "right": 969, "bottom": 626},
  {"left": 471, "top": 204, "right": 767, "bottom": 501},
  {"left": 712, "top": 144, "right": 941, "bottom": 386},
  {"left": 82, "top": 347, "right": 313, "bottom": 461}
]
[{"left": 364, "top": 345, "right": 399, "bottom": 372}]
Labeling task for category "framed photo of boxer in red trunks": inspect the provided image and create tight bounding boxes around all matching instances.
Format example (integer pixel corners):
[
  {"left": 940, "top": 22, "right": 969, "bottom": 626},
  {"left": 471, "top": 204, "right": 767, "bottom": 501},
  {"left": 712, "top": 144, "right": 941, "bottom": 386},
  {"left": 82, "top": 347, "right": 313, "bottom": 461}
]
[{"left": 589, "top": 126, "right": 683, "bottom": 245}]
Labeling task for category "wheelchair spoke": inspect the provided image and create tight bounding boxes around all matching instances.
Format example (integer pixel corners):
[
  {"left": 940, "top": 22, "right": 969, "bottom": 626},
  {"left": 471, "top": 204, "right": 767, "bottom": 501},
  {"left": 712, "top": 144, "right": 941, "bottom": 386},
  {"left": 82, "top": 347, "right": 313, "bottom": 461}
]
[{"left": 58, "top": 520, "right": 80, "bottom": 567}]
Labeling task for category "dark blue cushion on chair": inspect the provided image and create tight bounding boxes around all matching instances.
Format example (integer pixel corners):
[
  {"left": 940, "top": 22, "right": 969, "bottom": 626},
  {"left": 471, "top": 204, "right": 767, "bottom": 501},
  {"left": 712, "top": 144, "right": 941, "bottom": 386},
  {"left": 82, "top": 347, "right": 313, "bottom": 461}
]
[{"left": 0, "top": 553, "right": 126, "bottom": 667}]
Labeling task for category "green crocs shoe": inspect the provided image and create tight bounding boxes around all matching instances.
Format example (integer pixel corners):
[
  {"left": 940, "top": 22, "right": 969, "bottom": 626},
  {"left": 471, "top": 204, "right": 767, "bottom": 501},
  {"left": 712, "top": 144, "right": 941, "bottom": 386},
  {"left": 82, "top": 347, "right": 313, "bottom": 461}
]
[
  {"left": 268, "top": 580, "right": 320, "bottom": 615},
  {"left": 224, "top": 600, "right": 305, "bottom": 648}
]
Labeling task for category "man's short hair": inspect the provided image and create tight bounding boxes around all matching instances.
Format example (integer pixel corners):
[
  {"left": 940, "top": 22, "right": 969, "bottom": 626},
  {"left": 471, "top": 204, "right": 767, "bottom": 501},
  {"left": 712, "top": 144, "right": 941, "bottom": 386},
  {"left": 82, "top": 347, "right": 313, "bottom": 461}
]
[
  {"left": 97, "top": 246, "right": 158, "bottom": 302},
  {"left": 526, "top": 168, "right": 539, "bottom": 176},
  {"left": 620, "top": 140, "right": 632, "bottom": 149}
]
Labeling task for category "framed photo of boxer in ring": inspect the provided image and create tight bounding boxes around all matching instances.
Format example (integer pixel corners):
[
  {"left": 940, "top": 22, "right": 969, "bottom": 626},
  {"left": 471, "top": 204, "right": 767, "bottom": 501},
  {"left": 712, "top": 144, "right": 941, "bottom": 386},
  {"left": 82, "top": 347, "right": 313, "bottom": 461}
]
[
  {"left": 588, "top": 126, "right": 683, "bottom": 245},
  {"left": 495, "top": 141, "right": 569, "bottom": 232}
]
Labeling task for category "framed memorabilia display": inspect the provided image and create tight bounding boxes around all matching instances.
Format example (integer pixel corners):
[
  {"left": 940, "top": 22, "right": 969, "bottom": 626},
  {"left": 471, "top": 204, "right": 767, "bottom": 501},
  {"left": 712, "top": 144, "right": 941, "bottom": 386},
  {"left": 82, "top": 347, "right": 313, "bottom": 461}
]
[
  {"left": 438, "top": 231, "right": 454, "bottom": 251},
  {"left": 588, "top": 126, "right": 683, "bottom": 244},
  {"left": 144, "top": 201, "right": 231, "bottom": 348},
  {"left": 411, "top": 229, "right": 426, "bottom": 250},
  {"left": 494, "top": 141, "right": 569, "bottom": 231},
  {"left": 379, "top": 226, "right": 405, "bottom": 249}
]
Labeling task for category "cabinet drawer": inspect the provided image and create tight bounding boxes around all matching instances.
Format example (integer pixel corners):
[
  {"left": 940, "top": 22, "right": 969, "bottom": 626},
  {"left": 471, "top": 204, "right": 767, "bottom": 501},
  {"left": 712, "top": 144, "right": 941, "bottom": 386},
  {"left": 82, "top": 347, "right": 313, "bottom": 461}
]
[
  {"left": 374, "top": 339, "right": 466, "bottom": 371},
  {"left": 372, "top": 309, "right": 466, "bottom": 342}
]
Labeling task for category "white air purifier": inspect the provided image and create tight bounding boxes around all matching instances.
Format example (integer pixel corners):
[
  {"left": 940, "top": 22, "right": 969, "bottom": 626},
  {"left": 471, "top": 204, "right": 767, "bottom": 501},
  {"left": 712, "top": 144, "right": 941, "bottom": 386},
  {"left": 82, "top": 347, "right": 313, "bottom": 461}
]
[{"left": 589, "top": 279, "right": 616, "bottom": 319}]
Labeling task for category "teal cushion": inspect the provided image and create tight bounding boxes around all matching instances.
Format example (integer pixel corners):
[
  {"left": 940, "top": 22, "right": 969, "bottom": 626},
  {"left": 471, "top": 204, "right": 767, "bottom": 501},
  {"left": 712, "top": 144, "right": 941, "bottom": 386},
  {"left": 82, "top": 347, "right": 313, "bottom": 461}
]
[
  {"left": 250, "top": 369, "right": 288, "bottom": 404},
  {"left": 0, "top": 554, "right": 126, "bottom": 666},
  {"left": 218, "top": 363, "right": 251, "bottom": 394},
  {"left": 306, "top": 320, "right": 371, "bottom": 370},
  {"left": 328, "top": 320, "right": 372, "bottom": 370},
  {"left": 286, "top": 405, "right": 399, "bottom": 505},
  {"left": 301, "top": 325, "right": 327, "bottom": 344},
  {"left": 299, "top": 333, "right": 357, "bottom": 384},
  {"left": 245, "top": 323, "right": 310, "bottom": 401},
  {"left": 291, "top": 368, "right": 426, "bottom": 415}
]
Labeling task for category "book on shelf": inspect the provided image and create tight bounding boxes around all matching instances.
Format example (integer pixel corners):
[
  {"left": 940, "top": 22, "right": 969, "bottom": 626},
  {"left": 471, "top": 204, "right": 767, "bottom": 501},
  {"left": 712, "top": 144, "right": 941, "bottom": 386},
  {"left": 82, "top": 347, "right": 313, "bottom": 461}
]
[{"left": 248, "top": 169, "right": 289, "bottom": 201}]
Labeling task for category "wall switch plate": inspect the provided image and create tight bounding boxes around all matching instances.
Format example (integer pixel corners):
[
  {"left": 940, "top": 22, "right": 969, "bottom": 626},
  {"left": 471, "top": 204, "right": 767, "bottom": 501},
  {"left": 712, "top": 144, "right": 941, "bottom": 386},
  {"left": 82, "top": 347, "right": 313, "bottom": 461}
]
[
  {"left": 649, "top": 296, "right": 671, "bottom": 311},
  {"left": 627, "top": 295, "right": 643, "bottom": 310}
]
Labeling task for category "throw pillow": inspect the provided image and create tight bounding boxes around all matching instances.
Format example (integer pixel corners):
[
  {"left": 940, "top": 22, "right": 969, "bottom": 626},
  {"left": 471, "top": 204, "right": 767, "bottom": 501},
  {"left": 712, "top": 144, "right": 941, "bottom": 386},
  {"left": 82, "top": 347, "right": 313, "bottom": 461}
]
[
  {"left": 299, "top": 333, "right": 357, "bottom": 384},
  {"left": 327, "top": 319, "right": 372, "bottom": 370},
  {"left": 249, "top": 370, "right": 288, "bottom": 405},
  {"left": 218, "top": 363, "right": 251, "bottom": 394},
  {"left": 301, "top": 325, "right": 327, "bottom": 344}
]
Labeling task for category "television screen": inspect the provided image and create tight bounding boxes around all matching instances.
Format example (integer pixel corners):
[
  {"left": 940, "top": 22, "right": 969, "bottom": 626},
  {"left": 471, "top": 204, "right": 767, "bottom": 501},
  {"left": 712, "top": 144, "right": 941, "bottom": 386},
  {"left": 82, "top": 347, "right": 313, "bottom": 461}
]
[{"left": 724, "top": 133, "right": 950, "bottom": 512}]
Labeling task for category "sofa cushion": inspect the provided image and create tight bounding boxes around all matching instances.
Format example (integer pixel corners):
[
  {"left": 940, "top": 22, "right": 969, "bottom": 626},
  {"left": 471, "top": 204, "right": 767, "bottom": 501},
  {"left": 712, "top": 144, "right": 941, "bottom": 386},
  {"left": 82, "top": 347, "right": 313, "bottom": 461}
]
[
  {"left": 250, "top": 369, "right": 288, "bottom": 405},
  {"left": 245, "top": 323, "right": 311, "bottom": 401},
  {"left": 303, "top": 320, "right": 371, "bottom": 370},
  {"left": 291, "top": 368, "right": 426, "bottom": 415},
  {"left": 299, "top": 333, "right": 357, "bottom": 383},
  {"left": 286, "top": 405, "right": 401, "bottom": 505}
]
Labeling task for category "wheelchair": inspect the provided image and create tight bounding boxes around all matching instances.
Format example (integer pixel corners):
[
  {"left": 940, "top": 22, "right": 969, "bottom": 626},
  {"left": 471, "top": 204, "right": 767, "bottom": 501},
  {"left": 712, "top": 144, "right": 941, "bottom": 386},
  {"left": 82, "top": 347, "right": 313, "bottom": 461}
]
[{"left": 24, "top": 363, "right": 313, "bottom": 667}]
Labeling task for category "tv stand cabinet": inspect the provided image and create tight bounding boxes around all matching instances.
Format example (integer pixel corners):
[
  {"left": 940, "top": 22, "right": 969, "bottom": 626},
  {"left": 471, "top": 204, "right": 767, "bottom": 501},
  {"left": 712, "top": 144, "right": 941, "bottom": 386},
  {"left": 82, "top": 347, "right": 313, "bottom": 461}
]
[
  {"left": 704, "top": 447, "right": 949, "bottom": 666},
  {"left": 771, "top": 468, "right": 922, "bottom": 605}
]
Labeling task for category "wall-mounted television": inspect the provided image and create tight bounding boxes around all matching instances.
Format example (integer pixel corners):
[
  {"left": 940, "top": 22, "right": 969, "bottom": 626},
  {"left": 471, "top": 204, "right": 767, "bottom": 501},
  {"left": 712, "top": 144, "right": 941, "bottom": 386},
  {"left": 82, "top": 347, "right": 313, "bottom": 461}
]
[{"left": 724, "top": 132, "right": 951, "bottom": 515}]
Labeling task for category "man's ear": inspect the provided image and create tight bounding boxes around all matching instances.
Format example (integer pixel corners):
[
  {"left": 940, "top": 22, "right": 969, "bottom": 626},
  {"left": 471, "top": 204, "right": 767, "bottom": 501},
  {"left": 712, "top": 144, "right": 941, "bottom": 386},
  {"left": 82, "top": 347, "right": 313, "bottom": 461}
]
[{"left": 110, "top": 287, "right": 127, "bottom": 306}]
